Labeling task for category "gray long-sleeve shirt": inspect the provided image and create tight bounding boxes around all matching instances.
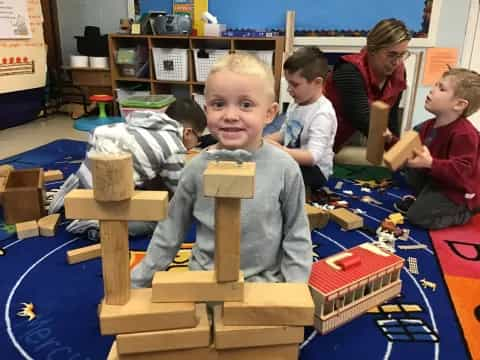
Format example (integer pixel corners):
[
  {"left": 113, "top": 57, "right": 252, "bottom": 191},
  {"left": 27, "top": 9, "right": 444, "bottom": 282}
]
[{"left": 131, "top": 142, "right": 312, "bottom": 288}]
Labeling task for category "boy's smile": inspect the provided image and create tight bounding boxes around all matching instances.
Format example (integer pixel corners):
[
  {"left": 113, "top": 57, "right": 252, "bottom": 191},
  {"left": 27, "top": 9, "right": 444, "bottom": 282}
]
[{"left": 205, "top": 70, "right": 278, "bottom": 151}]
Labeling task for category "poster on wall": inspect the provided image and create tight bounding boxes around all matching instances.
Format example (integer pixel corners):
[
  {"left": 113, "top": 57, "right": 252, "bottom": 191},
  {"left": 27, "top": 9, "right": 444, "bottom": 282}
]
[
  {"left": 0, "top": 0, "right": 46, "bottom": 93},
  {"left": 0, "top": 0, "right": 32, "bottom": 39}
]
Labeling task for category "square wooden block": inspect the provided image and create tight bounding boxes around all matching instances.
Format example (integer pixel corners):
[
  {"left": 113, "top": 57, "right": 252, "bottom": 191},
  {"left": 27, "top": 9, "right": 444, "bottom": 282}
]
[
  {"left": 2, "top": 168, "right": 45, "bottom": 224},
  {"left": 203, "top": 161, "right": 255, "bottom": 198}
]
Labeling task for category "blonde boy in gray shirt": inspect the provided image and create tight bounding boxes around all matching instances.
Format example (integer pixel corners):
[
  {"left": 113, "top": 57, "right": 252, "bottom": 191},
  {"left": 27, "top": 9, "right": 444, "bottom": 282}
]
[{"left": 131, "top": 53, "right": 312, "bottom": 287}]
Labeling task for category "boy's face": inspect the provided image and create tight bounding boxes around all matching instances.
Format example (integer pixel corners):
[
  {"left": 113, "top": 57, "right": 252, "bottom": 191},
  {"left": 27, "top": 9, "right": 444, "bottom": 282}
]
[
  {"left": 205, "top": 70, "right": 278, "bottom": 152},
  {"left": 285, "top": 70, "right": 323, "bottom": 105},
  {"left": 425, "top": 76, "right": 467, "bottom": 116}
]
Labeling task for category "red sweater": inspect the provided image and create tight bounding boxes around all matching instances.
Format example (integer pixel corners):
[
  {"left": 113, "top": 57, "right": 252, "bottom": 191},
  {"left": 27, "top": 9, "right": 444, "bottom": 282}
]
[
  {"left": 420, "top": 117, "right": 480, "bottom": 210},
  {"left": 325, "top": 49, "right": 406, "bottom": 152}
]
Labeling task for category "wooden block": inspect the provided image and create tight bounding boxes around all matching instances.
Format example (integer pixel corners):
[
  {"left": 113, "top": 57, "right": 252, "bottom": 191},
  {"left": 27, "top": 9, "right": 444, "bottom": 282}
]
[
  {"left": 203, "top": 161, "right": 255, "bottom": 198},
  {"left": 107, "top": 342, "right": 217, "bottom": 360},
  {"left": 67, "top": 243, "right": 102, "bottom": 264},
  {"left": 213, "top": 305, "right": 303, "bottom": 349},
  {"left": 0, "top": 164, "right": 14, "bottom": 177},
  {"left": 101, "top": 220, "right": 130, "bottom": 305},
  {"left": 366, "top": 101, "right": 390, "bottom": 165},
  {"left": 43, "top": 170, "right": 64, "bottom": 182},
  {"left": 38, "top": 213, "right": 60, "bottom": 237},
  {"left": 329, "top": 208, "right": 363, "bottom": 230},
  {"left": 222, "top": 282, "right": 314, "bottom": 326},
  {"left": 64, "top": 190, "right": 168, "bottom": 221},
  {"left": 152, "top": 271, "right": 244, "bottom": 302},
  {"left": 99, "top": 288, "right": 197, "bottom": 335},
  {"left": 2, "top": 168, "right": 45, "bottom": 224},
  {"left": 215, "top": 198, "right": 240, "bottom": 282},
  {"left": 16, "top": 220, "right": 39, "bottom": 239},
  {"left": 383, "top": 130, "right": 422, "bottom": 171},
  {"left": 304, "top": 204, "right": 329, "bottom": 231},
  {"left": 217, "top": 344, "right": 299, "bottom": 360},
  {"left": 0, "top": 176, "right": 7, "bottom": 204},
  {"left": 90, "top": 153, "right": 134, "bottom": 201},
  {"left": 116, "top": 304, "right": 210, "bottom": 354}
]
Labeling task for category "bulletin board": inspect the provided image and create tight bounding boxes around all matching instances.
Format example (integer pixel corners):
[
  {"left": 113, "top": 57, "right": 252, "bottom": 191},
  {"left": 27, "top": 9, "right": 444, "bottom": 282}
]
[
  {"left": 0, "top": 0, "right": 46, "bottom": 94},
  {"left": 140, "top": 0, "right": 435, "bottom": 38}
]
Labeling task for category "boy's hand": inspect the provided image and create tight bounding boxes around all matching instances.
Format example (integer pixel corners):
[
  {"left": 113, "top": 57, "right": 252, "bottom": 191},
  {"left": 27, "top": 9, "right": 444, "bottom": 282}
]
[
  {"left": 383, "top": 128, "right": 393, "bottom": 143},
  {"left": 407, "top": 146, "right": 433, "bottom": 169}
]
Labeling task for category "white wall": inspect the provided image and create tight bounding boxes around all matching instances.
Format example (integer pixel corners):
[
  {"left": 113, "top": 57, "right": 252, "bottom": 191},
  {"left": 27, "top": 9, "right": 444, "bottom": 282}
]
[
  {"left": 56, "top": 0, "right": 127, "bottom": 66},
  {"left": 410, "top": 0, "right": 471, "bottom": 127}
]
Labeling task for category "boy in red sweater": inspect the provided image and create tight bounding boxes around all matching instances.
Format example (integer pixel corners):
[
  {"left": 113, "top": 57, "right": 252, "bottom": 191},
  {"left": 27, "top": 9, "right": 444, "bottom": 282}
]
[{"left": 395, "top": 68, "right": 480, "bottom": 229}]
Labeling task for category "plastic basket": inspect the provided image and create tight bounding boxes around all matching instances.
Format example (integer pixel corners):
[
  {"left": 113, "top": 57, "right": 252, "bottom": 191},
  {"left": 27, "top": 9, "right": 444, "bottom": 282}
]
[
  {"left": 193, "top": 49, "right": 229, "bottom": 82},
  {"left": 235, "top": 50, "right": 274, "bottom": 67},
  {"left": 152, "top": 48, "right": 188, "bottom": 81}
]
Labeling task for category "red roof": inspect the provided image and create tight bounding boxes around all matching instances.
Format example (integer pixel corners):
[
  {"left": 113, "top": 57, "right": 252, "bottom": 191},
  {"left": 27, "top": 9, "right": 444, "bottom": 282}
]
[{"left": 309, "top": 243, "right": 404, "bottom": 296}]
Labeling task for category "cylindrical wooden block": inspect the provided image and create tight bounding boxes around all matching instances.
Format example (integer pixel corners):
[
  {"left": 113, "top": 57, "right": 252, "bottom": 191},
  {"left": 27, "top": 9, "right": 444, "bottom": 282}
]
[
  {"left": 90, "top": 153, "right": 134, "bottom": 202},
  {"left": 215, "top": 198, "right": 241, "bottom": 283},
  {"left": 100, "top": 220, "right": 130, "bottom": 305}
]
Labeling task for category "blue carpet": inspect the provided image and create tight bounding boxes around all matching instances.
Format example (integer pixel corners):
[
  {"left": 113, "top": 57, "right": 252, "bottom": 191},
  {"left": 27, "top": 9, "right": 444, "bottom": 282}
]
[{"left": 0, "top": 140, "right": 472, "bottom": 359}]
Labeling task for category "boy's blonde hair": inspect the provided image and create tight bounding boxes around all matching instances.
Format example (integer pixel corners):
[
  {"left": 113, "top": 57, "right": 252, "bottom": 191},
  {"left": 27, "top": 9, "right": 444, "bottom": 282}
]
[
  {"left": 443, "top": 68, "right": 480, "bottom": 117},
  {"left": 367, "top": 18, "right": 411, "bottom": 53},
  {"left": 205, "top": 53, "right": 276, "bottom": 101}
]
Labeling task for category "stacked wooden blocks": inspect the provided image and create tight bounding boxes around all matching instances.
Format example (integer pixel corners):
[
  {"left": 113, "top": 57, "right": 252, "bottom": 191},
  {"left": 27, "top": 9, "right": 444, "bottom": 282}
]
[{"left": 64, "top": 156, "right": 314, "bottom": 359}]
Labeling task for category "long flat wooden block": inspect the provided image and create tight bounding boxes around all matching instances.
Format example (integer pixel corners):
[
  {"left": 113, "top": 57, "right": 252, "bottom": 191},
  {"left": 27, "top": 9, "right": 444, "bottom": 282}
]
[
  {"left": 16, "top": 220, "right": 39, "bottom": 239},
  {"left": 213, "top": 305, "right": 303, "bottom": 349},
  {"left": 90, "top": 153, "right": 134, "bottom": 201},
  {"left": 67, "top": 243, "right": 102, "bottom": 264},
  {"left": 152, "top": 271, "right": 244, "bottom": 302},
  {"left": 215, "top": 198, "right": 240, "bottom": 282},
  {"left": 99, "top": 288, "right": 197, "bottom": 335},
  {"left": 383, "top": 130, "right": 422, "bottom": 171},
  {"left": 304, "top": 204, "right": 329, "bottom": 230},
  {"left": 117, "top": 304, "right": 210, "bottom": 354},
  {"left": 38, "top": 213, "right": 60, "bottom": 237},
  {"left": 64, "top": 190, "right": 168, "bottom": 221},
  {"left": 108, "top": 342, "right": 217, "bottom": 360},
  {"left": 217, "top": 344, "right": 299, "bottom": 360},
  {"left": 101, "top": 220, "right": 130, "bottom": 305},
  {"left": 43, "top": 170, "right": 64, "bottom": 182},
  {"left": 222, "top": 283, "right": 314, "bottom": 326},
  {"left": 204, "top": 161, "right": 255, "bottom": 198},
  {"left": 366, "top": 101, "right": 390, "bottom": 165},
  {"left": 329, "top": 208, "right": 363, "bottom": 230}
]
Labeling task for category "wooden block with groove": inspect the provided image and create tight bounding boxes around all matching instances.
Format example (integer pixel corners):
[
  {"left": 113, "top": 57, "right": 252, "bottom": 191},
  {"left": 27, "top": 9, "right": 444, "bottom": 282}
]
[
  {"left": 107, "top": 342, "right": 217, "bottom": 360},
  {"left": 67, "top": 243, "right": 102, "bottom": 264},
  {"left": 43, "top": 170, "right": 64, "bottom": 182},
  {"left": 222, "top": 282, "right": 314, "bottom": 326},
  {"left": 3, "top": 168, "right": 45, "bottom": 224},
  {"left": 383, "top": 130, "right": 422, "bottom": 171},
  {"left": 16, "top": 220, "right": 39, "bottom": 239},
  {"left": 203, "top": 161, "right": 255, "bottom": 198},
  {"left": 99, "top": 288, "right": 197, "bottom": 335},
  {"left": 38, "top": 213, "right": 60, "bottom": 237},
  {"left": 64, "top": 190, "right": 168, "bottom": 221},
  {"left": 217, "top": 343, "right": 299, "bottom": 360},
  {"left": 90, "top": 153, "right": 134, "bottom": 201},
  {"left": 329, "top": 208, "right": 363, "bottom": 230},
  {"left": 213, "top": 305, "right": 303, "bottom": 349},
  {"left": 101, "top": 220, "right": 130, "bottom": 305},
  {"left": 366, "top": 101, "right": 390, "bottom": 165},
  {"left": 152, "top": 270, "right": 244, "bottom": 302},
  {"left": 116, "top": 304, "right": 210, "bottom": 354},
  {"left": 304, "top": 204, "right": 329, "bottom": 231}
]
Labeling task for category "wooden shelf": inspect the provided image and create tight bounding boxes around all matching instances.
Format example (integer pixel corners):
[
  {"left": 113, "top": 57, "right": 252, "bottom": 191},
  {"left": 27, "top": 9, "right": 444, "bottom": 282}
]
[{"left": 108, "top": 34, "right": 285, "bottom": 106}]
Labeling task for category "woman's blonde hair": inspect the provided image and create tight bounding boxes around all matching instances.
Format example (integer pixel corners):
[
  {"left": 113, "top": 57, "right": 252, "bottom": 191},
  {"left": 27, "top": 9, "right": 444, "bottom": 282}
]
[
  {"left": 205, "top": 53, "right": 276, "bottom": 101},
  {"left": 366, "top": 18, "right": 411, "bottom": 53}
]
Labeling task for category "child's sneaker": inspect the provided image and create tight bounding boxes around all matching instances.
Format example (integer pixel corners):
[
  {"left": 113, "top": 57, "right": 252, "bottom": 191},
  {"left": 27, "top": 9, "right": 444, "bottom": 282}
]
[
  {"left": 66, "top": 219, "right": 100, "bottom": 241},
  {"left": 47, "top": 173, "right": 79, "bottom": 214},
  {"left": 394, "top": 195, "right": 416, "bottom": 214}
]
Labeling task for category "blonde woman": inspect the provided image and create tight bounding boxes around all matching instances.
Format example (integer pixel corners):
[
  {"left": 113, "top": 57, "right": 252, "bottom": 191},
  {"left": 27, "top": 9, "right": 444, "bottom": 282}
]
[{"left": 325, "top": 18, "right": 411, "bottom": 152}]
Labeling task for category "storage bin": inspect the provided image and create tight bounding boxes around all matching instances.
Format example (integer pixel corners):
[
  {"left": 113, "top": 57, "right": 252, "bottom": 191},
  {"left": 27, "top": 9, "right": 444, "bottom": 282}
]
[{"left": 152, "top": 48, "right": 188, "bottom": 81}]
